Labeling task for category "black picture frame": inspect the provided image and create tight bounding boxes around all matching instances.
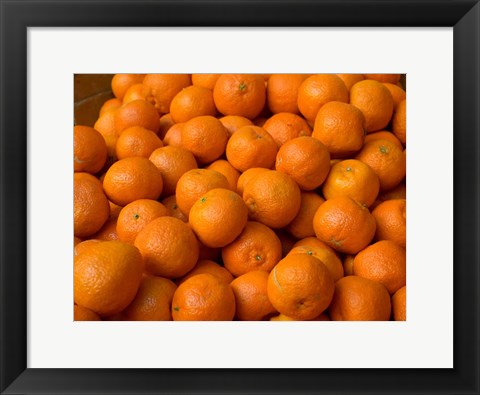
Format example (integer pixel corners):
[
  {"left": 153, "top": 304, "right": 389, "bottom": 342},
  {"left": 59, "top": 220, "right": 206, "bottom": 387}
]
[{"left": 1, "top": 1, "right": 479, "bottom": 394}]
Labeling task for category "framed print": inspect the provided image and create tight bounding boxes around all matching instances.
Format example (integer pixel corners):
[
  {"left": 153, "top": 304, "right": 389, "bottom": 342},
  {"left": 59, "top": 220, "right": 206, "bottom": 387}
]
[{"left": 1, "top": 0, "right": 479, "bottom": 394}]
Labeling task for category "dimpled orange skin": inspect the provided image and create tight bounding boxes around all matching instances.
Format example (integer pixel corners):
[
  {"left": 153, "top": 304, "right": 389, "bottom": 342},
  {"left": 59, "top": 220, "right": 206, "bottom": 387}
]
[
  {"left": 172, "top": 273, "right": 236, "bottom": 321},
  {"left": 123, "top": 275, "right": 177, "bottom": 321},
  {"left": 312, "top": 101, "right": 366, "bottom": 158},
  {"left": 329, "top": 276, "right": 391, "bottom": 321},
  {"left": 175, "top": 168, "right": 231, "bottom": 217},
  {"left": 262, "top": 112, "right": 312, "bottom": 147},
  {"left": 364, "top": 74, "right": 401, "bottom": 84},
  {"left": 266, "top": 74, "right": 309, "bottom": 114},
  {"left": 189, "top": 188, "right": 249, "bottom": 248},
  {"left": 219, "top": 115, "right": 254, "bottom": 136},
  {"left": 134, "top": 216, "right": 199, "bottom": 278},
  {"left": 392, "top": 285, "right": 406, "bottom": 321},
  {"left": 275, "top": 136, "right": 331, "bottom": 191},
  {"left": 74, "top": 173, "right": 110, "bottom": 238},
  {"left": 242, "top": 170, "right": 301, "bottom": 229},
  {"left": 355, "top": 139, "right": 406, "bottom": 192},
  {"left": 230, "top": 271, "right": 277, "bottom": 321},
  {"left": 322, "top": 159, "right": 380, "bottom": 208},
  {"left": 114, "top": 99, "right": 160, "bottom": 135},
  {"left": 206, "top": 160, "right": 241, "bottom": 192},
  {"left": 267, "top": 254, "right": 335, "bottom": 320},
  {"left": 297, "top": 74, "right": 349, "bottom": 122},
  {"left": 226, "top": 125, "right": 278, "bottom": 172},
  {"left": 353, "top": 240, "right": 406, "bottom": 294},
  {"left": 383, "top": 83, "right": 406, "bottom": 109},
  {"left": 74, "top": 241, "right": 144, "bottom": 316},
  {"left": 149, "top": 146, "right": 198, "bottom": 197},
  {"left": 74, "top": 304, "right": 101, "bottom": 321},
  {"left": 392, "top": 99, "right": 406, "bottom": 145},
  {"left": 372, "top": 199, "right": 406, "bottom": 248},
  {"left": 350, "top": 80, "right": 394, "bottom": 133},
  {"left": 116, "top": 199, "right": 169, "bottom": 244},
  {"left": 162, "top": 195, "right": 188, "bottom": 222},
  {"left": 115, "top": 126, "right": 163, "bottom": 160},
  {"left": 141, "top": 74, "right": 192, "bottom": 114},
  {"left": 213, "top": 74, "right": 266, "bottom": 119},
  {"left": 285, "top": 192, "right": 325, "bottom": 239},
  {"left": 73, "top": 125, "right": 108, "bottom": 174},
  {"left": 102, "top": 157, "right": 163, "bottom": 207},
  {"left": 111, "top": 74, "right": 145, "bottom": 100},
  {"left": 364, "top": 131, "right": 403, "bottom": 149},
  {"left": 236, "top": 168, "right": 270, "bottom": 196},
  {"left": 222, "top": 221, "right": 282, "bottom": 277},
  {"left": 177, "top": 259, "right": 234, "bottom": 285},
  {"left": 169, "top": 85, "right": 217, "bottom": 123},
  {"left": 180, "top": 115, "right": 229, "bottom": 165},
  {"left": 287, "top": 245, "right": 344, "bottom": 282},
  {"left": 336, "top": 74, "right": 365, "bottom": 91},
  {"left": 191, "top": 74, "right": 221, "bottom": 90},
  {"left": 313, "top": 196, "right": 376, "bottom": 254}
]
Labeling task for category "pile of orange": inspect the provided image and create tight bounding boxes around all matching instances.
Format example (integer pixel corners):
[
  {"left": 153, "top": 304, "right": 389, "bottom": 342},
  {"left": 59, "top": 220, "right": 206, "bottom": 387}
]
[{"left": 74, "top": 73, "right": 406, "bottom": 322}]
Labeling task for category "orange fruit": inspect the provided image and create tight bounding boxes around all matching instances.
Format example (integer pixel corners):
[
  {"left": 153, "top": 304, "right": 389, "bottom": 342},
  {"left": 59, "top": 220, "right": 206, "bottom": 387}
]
[
  {"left": 285, "top": 192, "right": 325, "bottom": 239},
  {"left": 122, "top": 83, "right": 146, "bottom": 104},
  {"left": 222, "top": 221, "right": 282, "bottom": 277},
  {"left": 158, "top": 113, "right": 175, "bottom": 139},
  {"left": 364, "top": 74, "right": 401, "bottom": 84},
  {"left": 293, "top": 237, "right": 337, "bottom": 255},
  {"left": 74, "top": 173, "right": 110, "bottom": 238},
  {"left": 313, "top": 196, "right": 376, "bottom": 254},
  {"left": 392, "top": 99, "right": 406, "bottom": 145},
  {"left": 134, "top": 216, "right": 199, "bottom": 278},
  {"left": 74, "top": 237, "right": 82, "bottom": 248},
  {"left": 231, "top": 271, "right": 277, "bottom": 320},
  {"left": 328, "top": 275, "right": 391, "bottom": 321},
  {"left": 92, "top": 217, "right": 119, "bottom": 241},
  {"left": 149, "top": 146, "right": 198, "bottom": 197},
  {"left": 226, "top": 125, "right": 278, "bottom": 172},
  {"left": 94, "top": 109, "right": 119, "bottom": 163},
  {"left": 103, "top": 157, "right": 163, "bottom": 206},
  {"left": 266, "top": 74, "right": 309, "bottom": 114},
  {"left": 219, "top": 115, "right": 253, "bottom": 136},
  {"left": 267, "top": 254, "right": 335, "bottom": 320},
  {"left": 343, "top": 255, "right": 355, "bottom": 276},
  {"left": 275, "top": 136, "right": 330, "bottom": 190},
  {"left": 189, "top": 188, "right": 248, "bottom": 248},
  {"left": 191, "top": 74, "right": 221, "bottom": 90},
  {"left": 312, "top": 101, "right": 366, "bottom": 158},
  {"left": 172, "top": 273, "right": 236, "bottom": 321},
  {"left": 355, "top": 139, "right": 406, "bottom": 191},
  {"left": 297, "top": 74, "right": 349, "bottom": 122},
  {"left": 242, "top": 170, "right": 301, "bottom": 229},
  {"left": 383, "top": 83, "right": 406, "bottom": 109},
  {"left": 350, "top": 80, "right": 394, "bottom": 132},
  {"left": 162, "top": 122, "right": 184, "bottom": 147},
  {"left": 74, "top": 304, "right": 101, "bottom": 321},
  {"left": 74, "top": 241, "right": 144, "bottom": 316},
  {"left": 262, "top": 112, "right": 312, "bottom": 147},
  {"left": 177, "top": 259, "right": 234, "bottom": 285},
  {"left": 336, "top": 74, "right": 364, "bottom": 91},
  {"left": 170, "top": 85, "right": 217, "bottom": 123},
  {"left": 161, "top": 195, "right": 188, "bottom": 222},
  {"left": 108, "top": 201, "right": 123, "bottom": 219},
  {"left": 123, "top": 275, "right": 177, "bottom": 321},
  {"left": 175, "top": 168, "right": 230, "bottom": 217},
  {"left": 322, "top": 159, "right": 380, "bottom": 208},
  {"left": 364, "top": 130, "right": 403, "bottom": 149},
  {"left": 142, "top": 74, "right": 191, "bottom": 114},
  {"left": 115, "top": 126, "right": 163, "bottom": 159},
  {"left": 213, "top": 74, "right": 266, "bottom": 119},
  {"left": 270, "top": 312, "right": 330, "bottom": 321},
  {"left": 372, "top": 199, "right": 406, "bottom": 248},
  {"left": 288, "top": 245, "right": 344, "bottom": 282},
  {"left": 74, "top": 125, "right": 108, "bottom": 174},
  {"left": 206, "top": 159, "right": 240, "bottom": 191},
  {"left": 99, "top": 98, "right": 122, "bottom": 117},
  {"left": 116, "top": 199, "right": 169, "bottom": 244},
  {"left": 236, "top": 167, "right": 269, "bottom": 196},
  {"left": 392, "top": 285, "right": 406, "bottom": 321},
  {"left": 181, "top": 115, "right": 229, "bottom": 165},
  {"left": 111, "top": 74, "right": 145, "bottom": 100},
  {"left": 74, "top": 239, "right": 101, "bottom": 257},
  {"left": 353, "top": 240, "right": 406, "bottom": 294},
  {"left": 114, "top": 99, "right": 160, "bottom": 134}
]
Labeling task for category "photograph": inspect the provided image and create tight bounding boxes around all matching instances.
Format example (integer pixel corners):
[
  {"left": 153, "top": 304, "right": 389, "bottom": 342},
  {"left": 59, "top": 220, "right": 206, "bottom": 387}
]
[{"left": 73, "top": 73, "right": 407, "bottom": 322}]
